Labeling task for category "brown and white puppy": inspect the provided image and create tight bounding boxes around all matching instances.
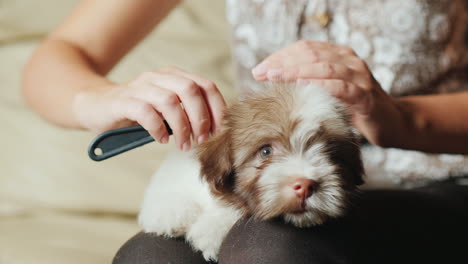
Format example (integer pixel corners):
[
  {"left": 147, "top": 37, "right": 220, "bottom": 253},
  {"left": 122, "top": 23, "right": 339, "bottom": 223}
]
[{"left": 139, "top": 82, "right": 364, "bottom": 261}]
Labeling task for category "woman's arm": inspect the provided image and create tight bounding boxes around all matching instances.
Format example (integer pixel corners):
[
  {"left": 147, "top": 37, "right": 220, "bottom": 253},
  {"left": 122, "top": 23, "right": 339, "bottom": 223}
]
[
  {"left": 394, "top": 92, "right": 468, "bottom": 154},
  {"left": 23, "top": 0, "right": 179, "bottom": 127},
  {"left": 252, "top": 41, "right": 468, "bottom": 154},
  {"left": 22, "top": 0, "right": 226, "bottom": 151}
]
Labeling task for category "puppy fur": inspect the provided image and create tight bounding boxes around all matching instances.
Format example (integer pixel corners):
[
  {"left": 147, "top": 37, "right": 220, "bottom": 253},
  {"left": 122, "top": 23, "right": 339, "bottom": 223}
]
[{"left": 139, "top": 83, "right": 364, "bottom": 261}]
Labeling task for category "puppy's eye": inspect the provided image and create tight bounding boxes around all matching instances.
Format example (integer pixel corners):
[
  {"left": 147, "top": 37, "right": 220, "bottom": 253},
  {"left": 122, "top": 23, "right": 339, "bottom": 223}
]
[{"left": 259, "top": 145, "right": 273, "bottom": 159}]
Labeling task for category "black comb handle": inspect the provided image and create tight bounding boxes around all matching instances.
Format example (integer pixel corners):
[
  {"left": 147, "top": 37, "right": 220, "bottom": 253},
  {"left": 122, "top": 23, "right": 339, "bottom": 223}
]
[{"left": 88, "top": 121, "right": 172, "bottom": 161}]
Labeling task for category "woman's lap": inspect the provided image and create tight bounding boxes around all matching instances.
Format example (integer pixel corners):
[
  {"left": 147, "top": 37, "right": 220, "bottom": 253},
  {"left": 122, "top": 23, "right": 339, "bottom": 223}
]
[
  {"left": 112, "top": 232, "right": 210, "bottom": 264},
  {"left": 220, "top": 179, "right": 468, "bottom": 264},
  {"left": 113, "top": 179, "right": 468, "bottom": 264}
]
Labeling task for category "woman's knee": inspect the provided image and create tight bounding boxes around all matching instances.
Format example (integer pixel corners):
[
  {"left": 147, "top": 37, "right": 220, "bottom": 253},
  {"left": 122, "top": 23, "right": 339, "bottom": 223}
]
[
  {"left": 218, "top": 217, "right": 350, "bottom": 264},
  {"left": 112, "top": 232, "right": 208, "bottom": 264},
  {"left": 217, "top": 184, "right": 468, "bottom": 264}
]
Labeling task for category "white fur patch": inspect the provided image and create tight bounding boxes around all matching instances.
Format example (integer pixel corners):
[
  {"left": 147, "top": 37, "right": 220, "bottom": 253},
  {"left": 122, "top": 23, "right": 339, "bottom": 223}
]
[
  {"left": 138, "top": 150, "right": 242, "bottom": 261},
  {"left": 292, "top": 84, "right": 348, "bottom": 137}
]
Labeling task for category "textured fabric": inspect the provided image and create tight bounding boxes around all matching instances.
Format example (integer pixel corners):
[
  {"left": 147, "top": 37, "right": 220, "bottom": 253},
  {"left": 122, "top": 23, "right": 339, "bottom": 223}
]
[
  {"left": 219, "top": 178, "right": 468, "bottom": 264},
  {"left": 112, "top": 178, "right": 468, "bottom": 264},
  {"left": 113, "top": 233, "right": 210, "bottom": 264},
  {"left": 226, "top": 0, "right": 468, "bottom": 186}
]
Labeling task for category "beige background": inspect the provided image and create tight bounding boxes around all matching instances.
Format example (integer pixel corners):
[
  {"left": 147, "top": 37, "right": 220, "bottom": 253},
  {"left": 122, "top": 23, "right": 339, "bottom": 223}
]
[{"left": 0, "top": 1, "right": 235, "bottom": 263}]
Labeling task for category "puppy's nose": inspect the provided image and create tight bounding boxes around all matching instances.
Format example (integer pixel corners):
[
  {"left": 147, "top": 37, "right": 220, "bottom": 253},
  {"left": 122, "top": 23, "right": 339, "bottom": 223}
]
[{"left": 291, "top": 178, "right": 315, "bottom": 199}]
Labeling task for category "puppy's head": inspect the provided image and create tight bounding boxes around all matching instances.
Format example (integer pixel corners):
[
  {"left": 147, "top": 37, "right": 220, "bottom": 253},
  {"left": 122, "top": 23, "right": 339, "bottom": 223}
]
[{"left": 197, "top": 83, "right": 364, "bottom": 227}]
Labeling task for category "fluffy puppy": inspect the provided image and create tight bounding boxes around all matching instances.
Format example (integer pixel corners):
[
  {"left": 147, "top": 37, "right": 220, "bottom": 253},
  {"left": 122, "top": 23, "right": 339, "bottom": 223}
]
[{"left": 139, "top": 83, "right": 364, "bottom": 261}]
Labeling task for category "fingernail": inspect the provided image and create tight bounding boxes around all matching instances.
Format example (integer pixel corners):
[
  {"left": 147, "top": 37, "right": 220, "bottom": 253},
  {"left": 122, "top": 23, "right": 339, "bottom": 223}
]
[
  {"left": 197, "top": 134, "right": 208, "bottom": 144},
  {"left": 182, "top": 140, "right": 191, "bottom": 152},
  {"left": 160, "top": 134, "right": 169, "bottom": 144},
  {"left": 252, "top": 63, "right": 268, "bottom": 76},
  {"left": 267, "top": 68, "right": 283, "bottom": 78}
]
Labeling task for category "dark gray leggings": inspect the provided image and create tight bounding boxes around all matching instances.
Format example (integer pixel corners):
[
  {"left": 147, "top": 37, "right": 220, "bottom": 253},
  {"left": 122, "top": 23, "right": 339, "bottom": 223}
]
[{"left": 113, "top": 179, "right": 468, "bottom": 264}]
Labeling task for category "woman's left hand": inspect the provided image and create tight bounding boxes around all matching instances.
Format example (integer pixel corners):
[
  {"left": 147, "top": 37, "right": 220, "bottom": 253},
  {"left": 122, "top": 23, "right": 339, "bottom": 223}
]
[{"left": 251, "top": 40, "right": 406, "bottom": 147}]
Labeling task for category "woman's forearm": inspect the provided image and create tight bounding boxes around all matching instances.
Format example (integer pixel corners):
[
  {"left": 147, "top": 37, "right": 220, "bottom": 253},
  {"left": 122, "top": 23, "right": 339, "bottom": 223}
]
[
  {"left": 392, "top": 92, "right": 468, "bottom": 154},
  {"left": 22, "top": 38, "right": 114, "bottom": 129}
]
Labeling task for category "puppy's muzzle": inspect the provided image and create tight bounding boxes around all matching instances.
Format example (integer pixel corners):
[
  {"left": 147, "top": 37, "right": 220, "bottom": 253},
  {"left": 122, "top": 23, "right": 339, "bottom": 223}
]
[
  {"left": 290, "top": 178, "right": 315, "bottom": 199},
  {"left": 287, "top": 177, "right": 317, "bottom": 214}
]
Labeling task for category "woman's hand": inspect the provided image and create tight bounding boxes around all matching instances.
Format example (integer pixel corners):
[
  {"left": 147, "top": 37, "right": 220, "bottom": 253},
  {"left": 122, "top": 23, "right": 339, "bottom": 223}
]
[
  {"left": 252, "top": 40, "right": 406, "bottom": 147},
  {"left": 74, "top": 66, "right": 226, "bottom": 151}
]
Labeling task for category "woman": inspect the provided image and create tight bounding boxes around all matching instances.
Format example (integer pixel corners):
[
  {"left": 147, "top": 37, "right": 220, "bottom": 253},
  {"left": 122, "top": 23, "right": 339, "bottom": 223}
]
[{"left": 22, "top": 0, "right": 468, "bottom": 263}]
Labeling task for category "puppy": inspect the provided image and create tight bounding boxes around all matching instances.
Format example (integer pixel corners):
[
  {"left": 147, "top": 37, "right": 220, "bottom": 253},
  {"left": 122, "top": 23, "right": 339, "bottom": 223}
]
[{"left": 139, "top": 82, "right": 364, "bottom": 261}]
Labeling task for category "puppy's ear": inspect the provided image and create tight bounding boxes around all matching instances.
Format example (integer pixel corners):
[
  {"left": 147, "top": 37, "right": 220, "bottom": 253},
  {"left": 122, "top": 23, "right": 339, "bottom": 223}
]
[
  {"left": 197, "top": 130, "right": 235, "bottom": 195},
  {"left": 328, "top": 136, "right": 365, "bottom": 186},
  {"left": 344, "top": 139, "right": 365, "bottom": 186}
]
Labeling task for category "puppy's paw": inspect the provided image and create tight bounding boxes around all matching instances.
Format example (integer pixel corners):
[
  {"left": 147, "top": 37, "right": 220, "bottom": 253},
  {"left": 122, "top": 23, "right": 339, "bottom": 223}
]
[
  {"left": 186, "top": 206, "right": 241, "bottom": 261},
  {"left": 187, "top": 221, "right": 224, "bottom": 261},
  {"left": 139, "top": 192, "right": 202, "bottom": 237}
]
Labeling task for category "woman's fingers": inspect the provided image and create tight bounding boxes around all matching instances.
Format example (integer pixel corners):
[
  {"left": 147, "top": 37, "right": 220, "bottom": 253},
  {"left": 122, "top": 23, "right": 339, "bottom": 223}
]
[
  {"left": 123, "top": 67, "right": 226, "bottom": 151},
  {"left": 257, "top": 62, "right": 354, "bottom": 82},
  {"left": 305, "top": 79, "right": 365, "bottom": 106},
  {"left": 112, "top": 97, "right": 170, "bottom": 144},
  {"left": 149, "top": 72, "right": 212, "bottom": 144},
  {"left": 296, "top": 62, "right": 353, "bottom": 80},
  {"left": 132, "top": 85, "right": 192, "bottom": 151},
  {"left": 159, "top": 66, "right": 227, "bottom": 134},
  {"left": 250, "top": 39, "right": 376, "bottom": 113},
  {"left": 253, "top": 55, "right": 353, "bottom": 82},
  {"left": 152, "top": 89, "right": 192, "bottom": 151}
]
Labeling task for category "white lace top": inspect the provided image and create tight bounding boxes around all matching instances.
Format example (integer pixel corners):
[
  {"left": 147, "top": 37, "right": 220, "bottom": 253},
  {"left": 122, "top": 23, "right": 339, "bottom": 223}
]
[{"left": 225, "top": 0, "right": 468, "bottom": 187}]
